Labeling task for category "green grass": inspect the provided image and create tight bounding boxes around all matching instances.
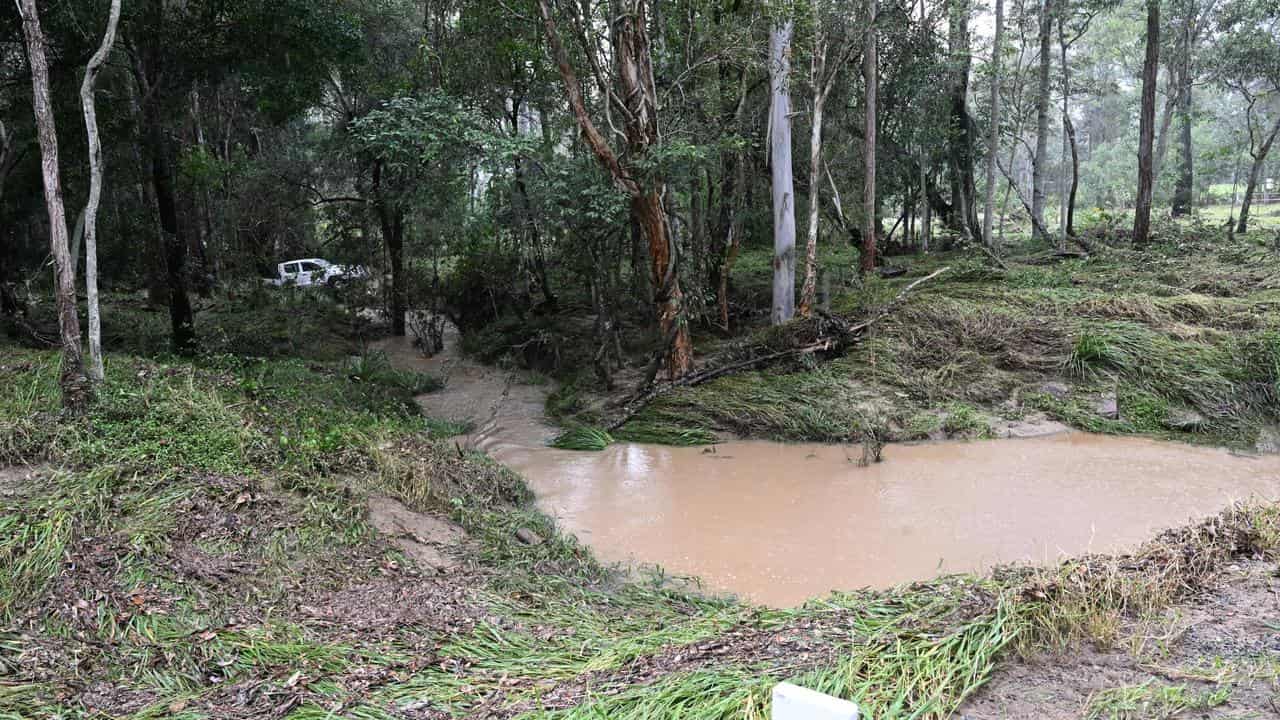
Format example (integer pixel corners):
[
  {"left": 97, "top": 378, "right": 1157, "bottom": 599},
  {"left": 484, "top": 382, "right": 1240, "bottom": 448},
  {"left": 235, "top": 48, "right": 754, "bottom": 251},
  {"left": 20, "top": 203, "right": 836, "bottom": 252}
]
[
  {"left": 6, "top": 224, "right": 1280, "bottom": 719},
  {"left": 550, "top": 425, "right": 614, "bottom": 451},
  {"left": 4, "top": 339, "right": 1280, "bottom": 718},
  {"left": 579, "top": 220, "right": 1280, "bottom": 449},
  {"left": 1085, "top": 681, "right": 1231, "bottom": 719}
]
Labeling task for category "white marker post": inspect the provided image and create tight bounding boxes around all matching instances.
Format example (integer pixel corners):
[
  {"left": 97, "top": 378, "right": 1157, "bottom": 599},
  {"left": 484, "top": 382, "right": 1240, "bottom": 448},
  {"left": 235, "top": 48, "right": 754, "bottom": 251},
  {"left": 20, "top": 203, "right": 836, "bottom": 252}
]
[{"left": 772, "top": 682, "right": 860, "bottom": 720}]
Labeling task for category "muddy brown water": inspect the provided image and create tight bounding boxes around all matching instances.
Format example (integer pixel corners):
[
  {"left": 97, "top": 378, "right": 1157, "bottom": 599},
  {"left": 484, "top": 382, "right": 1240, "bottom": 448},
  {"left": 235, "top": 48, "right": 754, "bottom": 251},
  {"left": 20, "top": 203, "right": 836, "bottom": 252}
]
[{"left": 380, "top": 336, "right": 1280, "bottom": 607}]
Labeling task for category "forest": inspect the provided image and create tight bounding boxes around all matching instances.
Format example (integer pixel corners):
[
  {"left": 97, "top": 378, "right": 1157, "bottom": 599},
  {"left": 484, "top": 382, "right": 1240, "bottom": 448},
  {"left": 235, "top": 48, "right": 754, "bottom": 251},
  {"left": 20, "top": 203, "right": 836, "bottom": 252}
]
[{"left": 2, "top": 0, "right": 1280, "bottom": 717}]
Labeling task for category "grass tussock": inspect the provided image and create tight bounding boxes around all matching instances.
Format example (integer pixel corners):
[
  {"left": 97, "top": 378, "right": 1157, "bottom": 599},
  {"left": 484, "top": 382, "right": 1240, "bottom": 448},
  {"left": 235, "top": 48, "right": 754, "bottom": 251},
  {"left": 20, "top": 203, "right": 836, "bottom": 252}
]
[{"left": 549, "top": 425, "right": 614, "bottom": 451}]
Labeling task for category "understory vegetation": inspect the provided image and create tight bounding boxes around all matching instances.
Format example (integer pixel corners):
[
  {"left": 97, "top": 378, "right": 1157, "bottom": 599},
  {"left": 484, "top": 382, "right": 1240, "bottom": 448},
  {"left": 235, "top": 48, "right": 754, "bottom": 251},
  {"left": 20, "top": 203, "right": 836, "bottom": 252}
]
[
  {"left": 524, "top": 219, "right": 1280, "bottom": 451},
  {"left": 3, "top": 249, "right": 1280, "bottom": 717},
  {"left": 5, "top": 0, "right": 1280, "bottom": 713}
]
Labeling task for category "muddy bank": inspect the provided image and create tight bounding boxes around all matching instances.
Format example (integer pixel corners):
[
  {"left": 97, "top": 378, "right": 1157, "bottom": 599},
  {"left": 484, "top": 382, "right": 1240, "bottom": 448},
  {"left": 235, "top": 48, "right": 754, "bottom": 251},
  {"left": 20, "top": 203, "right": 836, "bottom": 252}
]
[{"left": 381, "top": 336, "right": 1280, "bottom": 607}]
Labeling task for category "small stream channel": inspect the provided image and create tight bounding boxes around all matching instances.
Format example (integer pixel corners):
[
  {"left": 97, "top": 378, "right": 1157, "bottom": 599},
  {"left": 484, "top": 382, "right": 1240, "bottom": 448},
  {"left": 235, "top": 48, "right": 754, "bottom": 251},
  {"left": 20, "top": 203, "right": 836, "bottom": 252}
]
[{"left": 380, "top": 335, "right": 1280, "bottom": 607}]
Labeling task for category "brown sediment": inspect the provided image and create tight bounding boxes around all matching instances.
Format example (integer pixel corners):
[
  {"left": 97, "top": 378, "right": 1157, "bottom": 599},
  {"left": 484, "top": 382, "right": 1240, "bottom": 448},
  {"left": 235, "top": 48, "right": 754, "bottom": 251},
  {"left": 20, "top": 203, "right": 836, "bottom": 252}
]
[{"left": 381, "top": 334, "right": 1280, "bottom": 608}]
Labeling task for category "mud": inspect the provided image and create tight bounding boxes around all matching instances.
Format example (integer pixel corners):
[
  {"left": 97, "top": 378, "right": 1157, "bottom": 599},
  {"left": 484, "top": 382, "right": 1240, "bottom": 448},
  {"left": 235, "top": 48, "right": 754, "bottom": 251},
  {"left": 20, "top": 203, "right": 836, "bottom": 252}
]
[
  {"left": 366, "top": 494, "right": 466, "bottom": 573},
  {"left": 382, "top": 334, "right": 1280, "bottom": 607},
  {"left": 960, "top": 560, "right": 1280, "bottom": 719}
]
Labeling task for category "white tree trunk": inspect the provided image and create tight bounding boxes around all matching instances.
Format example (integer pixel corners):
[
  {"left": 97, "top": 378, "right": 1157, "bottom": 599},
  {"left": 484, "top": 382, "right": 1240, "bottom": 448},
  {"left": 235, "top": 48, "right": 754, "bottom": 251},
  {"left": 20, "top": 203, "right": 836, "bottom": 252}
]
[
  {"left": 16, "top": 0, "right": 89, "bottom": 412},
  {"left": 800, "top": 35, "right": 828, "bottom": 317},
  {"left": 982, "top": 0, "right": 1003, "bottom": 247},
  {"left": 81, "top": 0, "right": 122, "bottom": 384},
  {"left": 769, "top": 20, "right": 796, "bottom": 325}
]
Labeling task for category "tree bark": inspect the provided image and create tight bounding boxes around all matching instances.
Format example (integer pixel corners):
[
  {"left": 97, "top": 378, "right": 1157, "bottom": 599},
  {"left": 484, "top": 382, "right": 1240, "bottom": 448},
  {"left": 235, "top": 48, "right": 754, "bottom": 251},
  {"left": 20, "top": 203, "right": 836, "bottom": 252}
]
[
  {"left": 1133, "top": 0, "right": 1160, "bottom": 247},
  {"left": 80, "top": 0, "right": 122, "bottom": 384},
  {"left": 799, "top": 36, "right": 828, "bottom": 316},
  {"left": 1057, "top": 6, "right": 1070, "bottom": 249},
  {"left": 133, "top": 31, "right": 196, "bottom": 354},
  {"left": 1170, "top": 0, "right": 1196, "bottom": 216},
  {"left": 862, "top": 0, "right": 878, "bottom": 274},
  {"left": 17, "top": 0, "right": 90, "bottom": 412},
  {"left": 983, "top": 0, "right": 1004, "bottom": 247},
  {"left": 947, "top": 0, "right": 980, "bottom": 243},
  {"left": 372, "top": 161, "right": 407, "bottom": 337},
  {"left": 769, "top": 19, "right": 797, "bottom": 323},
  {"left": 1032, "top": 0, "right": 1053, "bottom": 241},
  {"left": 1172, "top": 64, "right": 1192, "bottom": 213},
  {"left": 1154, "top": 69, "right": 1178, "bottom": 180},
  {"left": 1237, "top": 115, "right": 1280, "bottom": 234},
  {"left": 537, "top": 0, "right": 692, "bottom": 378},
  {"left": 712, "top": 69, "right": 748, "bottom": 330},
  {"left": 1064, "top": 111, "right": 1079, "bottom": 236}
]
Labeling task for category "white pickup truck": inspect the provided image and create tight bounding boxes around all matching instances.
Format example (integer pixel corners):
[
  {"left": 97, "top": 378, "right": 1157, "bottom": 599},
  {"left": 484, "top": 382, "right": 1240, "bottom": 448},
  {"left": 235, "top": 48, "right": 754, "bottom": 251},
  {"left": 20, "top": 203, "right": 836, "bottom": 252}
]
[{"left": 265, "top": 258, "right": 367, "bottom": 287}]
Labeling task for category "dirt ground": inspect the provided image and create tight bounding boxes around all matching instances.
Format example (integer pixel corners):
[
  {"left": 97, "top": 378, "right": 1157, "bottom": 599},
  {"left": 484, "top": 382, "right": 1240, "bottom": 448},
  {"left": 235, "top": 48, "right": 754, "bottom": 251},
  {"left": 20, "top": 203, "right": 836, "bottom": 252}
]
[{"left": 960, "top": 561, "right": 1280, "bottom": 719}]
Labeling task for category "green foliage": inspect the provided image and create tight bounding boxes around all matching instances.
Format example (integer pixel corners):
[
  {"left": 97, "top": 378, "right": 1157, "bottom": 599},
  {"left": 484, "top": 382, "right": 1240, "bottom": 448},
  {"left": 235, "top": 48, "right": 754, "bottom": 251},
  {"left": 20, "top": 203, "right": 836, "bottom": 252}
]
[
  {"left": 345, "top": 349, "right": 443, "bottom": 395},
  {"left": 1085, "top": 681, "right": 1231, "bottom": 719},
  {"left": 550, "top": 426, "right": 614, "bottom": 451},
  {"left": 347, "top": 92, "right": 485, "bottom": 208}
]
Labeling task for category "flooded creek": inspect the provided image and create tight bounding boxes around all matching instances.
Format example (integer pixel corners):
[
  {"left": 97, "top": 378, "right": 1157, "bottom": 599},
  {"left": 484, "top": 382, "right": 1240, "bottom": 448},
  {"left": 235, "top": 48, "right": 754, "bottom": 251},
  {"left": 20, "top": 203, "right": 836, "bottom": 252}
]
[{"left": 381, "top": 336, "right": 1280, "bottom": 607}]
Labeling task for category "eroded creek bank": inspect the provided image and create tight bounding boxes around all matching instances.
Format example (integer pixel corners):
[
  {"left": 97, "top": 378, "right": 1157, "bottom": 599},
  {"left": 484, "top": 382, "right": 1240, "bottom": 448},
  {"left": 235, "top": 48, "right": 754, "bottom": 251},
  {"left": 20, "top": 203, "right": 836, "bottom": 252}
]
[{"left": 380, "top": 336, "right": 1280, "bottom": 607}]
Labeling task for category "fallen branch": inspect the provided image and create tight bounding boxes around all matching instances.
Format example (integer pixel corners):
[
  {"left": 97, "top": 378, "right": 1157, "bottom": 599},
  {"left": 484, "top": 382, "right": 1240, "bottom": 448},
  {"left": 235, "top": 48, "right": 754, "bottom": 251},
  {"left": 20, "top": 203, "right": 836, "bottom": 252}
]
[
  {"left": 606, "top": 267, "right": 950, "bottom": 432},
  {"left": 995, "top": 156, "right": 1093, "bottom": 255}
]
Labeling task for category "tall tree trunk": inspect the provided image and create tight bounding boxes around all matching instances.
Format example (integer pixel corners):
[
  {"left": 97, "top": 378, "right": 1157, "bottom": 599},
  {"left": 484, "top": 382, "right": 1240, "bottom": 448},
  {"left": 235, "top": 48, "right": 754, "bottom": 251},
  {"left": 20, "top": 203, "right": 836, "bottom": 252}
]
[
  {"left": 983, "top": 0, "right": 1004, "bottom": 247},
  {"left": 373, "top": 161, "right": 407, "bottom": 337},
  {"left": 917, "top": 0, "right": 931, "bottom": 253},
  {"left": 947, "top": 0, "right": 980, "bottom": 243},
  {"left": 80, "top": 0, "right": 122, "bottom": 384},
  {"left": 1171, "top": 14, "right": 1194, "bottom": 217},
  {"left": 769, "top": 19, "right": 797, "bottom": 322},
  {"left": 799, "top": 38, "right": 828, "bottom": 316},
  {"left": 1032, "top": 0, "right": 1053, "bottom": 241},
  {"left": 863, "top": 0, "right": 878, "bottom": 273},
  {"left": 1237, "top": 115, "right": 1280, "bottom": 234},
  {"left": 537, "top": 0, "right": 691, "bottom": 378},
  {"left": 17, "top": 0, "right": 89, "bottom": 412},
  {"left": 712, "top": 69, "right": 747, "bottom": 330},
  {"left": 1133, "top": 0, "right": 1160, "bottom": 247},
  {"left": 1057, "top": 6, "right": 1070, "bottom": 249},
  {"left": 1064, "top": 112, "right": 1079, "bottom": 236},
  {"left": 133, "top": 43, "right": 195, "bottom": 353},
  {"left": 615, "top": 1, "right": 692, "bottom": 376},
  {"left": 919, "top": 159, "right": 932, "bottom": 252}
]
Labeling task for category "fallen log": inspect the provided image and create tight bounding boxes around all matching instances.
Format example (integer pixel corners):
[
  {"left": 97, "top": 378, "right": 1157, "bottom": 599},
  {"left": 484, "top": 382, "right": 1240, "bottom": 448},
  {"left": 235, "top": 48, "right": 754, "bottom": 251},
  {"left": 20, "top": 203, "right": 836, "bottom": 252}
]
[{"left": 606, "top": 267, "right": 951, "bottom": 432}]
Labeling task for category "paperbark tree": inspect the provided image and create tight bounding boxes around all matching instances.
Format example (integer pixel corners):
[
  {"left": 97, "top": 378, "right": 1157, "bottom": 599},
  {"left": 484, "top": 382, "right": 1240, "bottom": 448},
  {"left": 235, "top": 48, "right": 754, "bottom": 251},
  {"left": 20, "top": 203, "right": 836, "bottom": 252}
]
[
  {"left": 537, "top": 0, "right": 693, "bottom": 378},
  {"left": 81, "top": 0, "right": 124, "bottom": 384},
  {"left": 769, "top": 19, "right": 797, "bottom": 323},
  {"left": 1133, "top": 0, "right": 1160, "bottom": 246},
  {"left": 16, "top": 0, "right": 90, "bottom": 412},
  {"left": 983, "top": 0, "right": 1004, "bottom": 247}
]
